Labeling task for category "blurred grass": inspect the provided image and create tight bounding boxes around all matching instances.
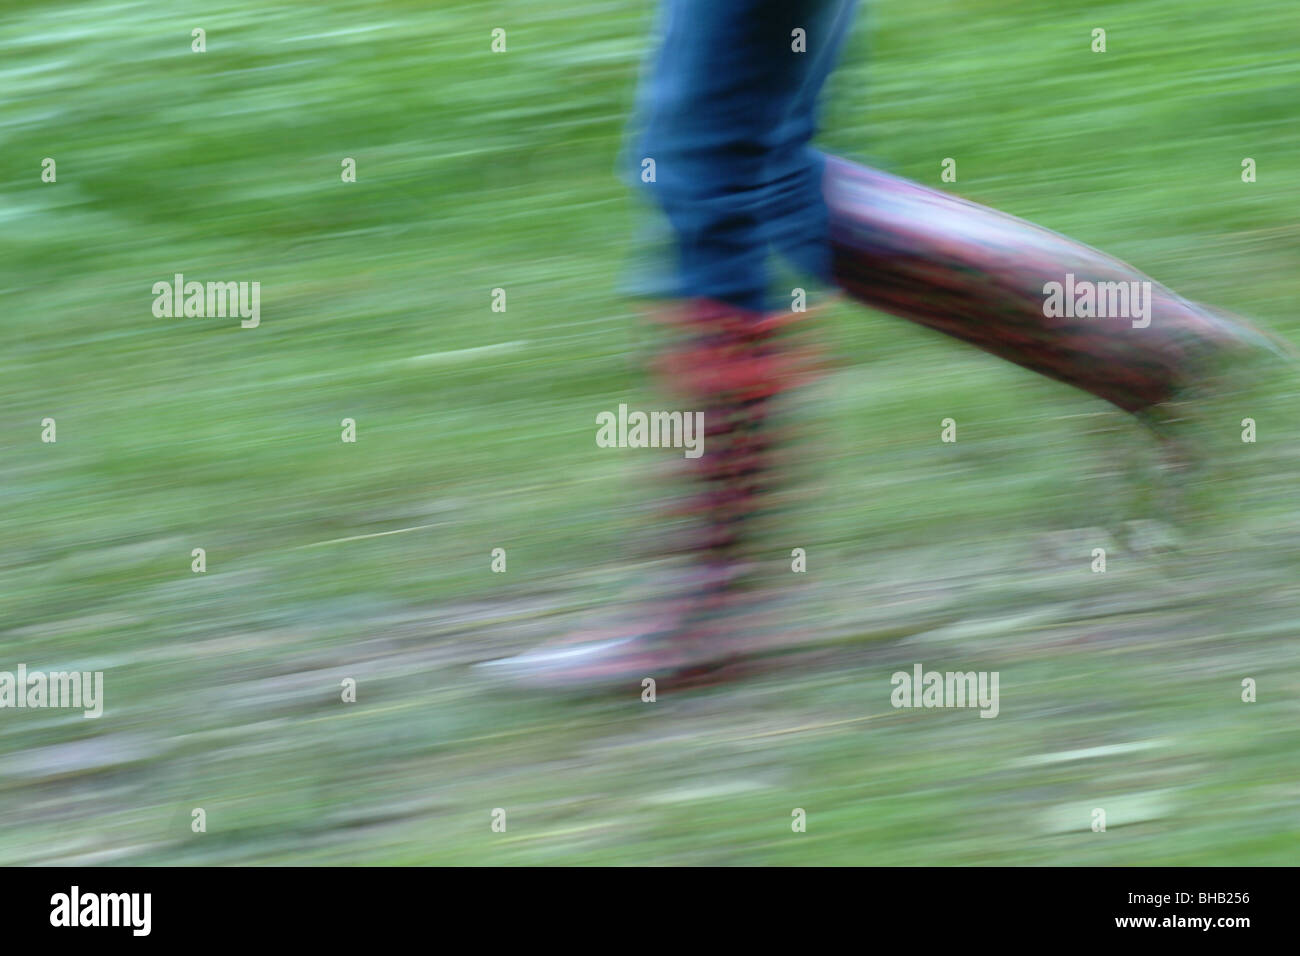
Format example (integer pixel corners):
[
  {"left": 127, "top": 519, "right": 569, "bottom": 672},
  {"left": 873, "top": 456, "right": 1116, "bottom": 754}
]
[{"left": 0, "top": 0, "right": 1297, "bottom": 864}]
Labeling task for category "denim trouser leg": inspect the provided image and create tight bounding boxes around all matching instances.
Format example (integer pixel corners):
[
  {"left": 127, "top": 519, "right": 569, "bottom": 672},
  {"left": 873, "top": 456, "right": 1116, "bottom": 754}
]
[{"left": 632, "top": 0, "right": 859, "bottom": 312}]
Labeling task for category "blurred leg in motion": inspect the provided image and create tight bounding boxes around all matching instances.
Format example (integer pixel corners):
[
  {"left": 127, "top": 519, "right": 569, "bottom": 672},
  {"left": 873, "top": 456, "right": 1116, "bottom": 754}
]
[
  {"left": 479, "top": 2, "right": 1282, "bottom": 691},
  {"left": 637, "top": 0, "right": 858, "bottom": 310},
  {"left": 823, "top": 158, "right": 1280, "bottom": 416},
  {"left": 821, "top": 158, "right": 1286, "bottom": 510},
  {"left": 479, "top": 0, "right": 857, "bottom": 689}
]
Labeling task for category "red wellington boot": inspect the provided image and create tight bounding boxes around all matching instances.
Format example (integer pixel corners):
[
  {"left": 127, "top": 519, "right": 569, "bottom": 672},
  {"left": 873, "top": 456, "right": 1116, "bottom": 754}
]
[{"left": 476, "top": 299, "right": 820, "bottom": 691}]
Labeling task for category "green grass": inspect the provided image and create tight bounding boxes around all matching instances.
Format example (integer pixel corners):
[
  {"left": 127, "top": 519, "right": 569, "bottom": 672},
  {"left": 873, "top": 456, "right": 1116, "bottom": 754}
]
[{"left": 0, "top": 0, "right": 1297, "bottom": 864}]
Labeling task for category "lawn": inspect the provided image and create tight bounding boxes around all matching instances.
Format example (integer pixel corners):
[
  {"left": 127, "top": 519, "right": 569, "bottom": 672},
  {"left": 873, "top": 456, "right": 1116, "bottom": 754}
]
[{"left": 0, "top": 0, "right": 1296, "bottom": 864}]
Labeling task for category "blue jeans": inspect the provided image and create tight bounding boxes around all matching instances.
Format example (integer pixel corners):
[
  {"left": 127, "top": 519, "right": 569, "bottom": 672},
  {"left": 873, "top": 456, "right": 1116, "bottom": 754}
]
[{"left": 629, "top": 0, "right": 859, "bottom": 312}]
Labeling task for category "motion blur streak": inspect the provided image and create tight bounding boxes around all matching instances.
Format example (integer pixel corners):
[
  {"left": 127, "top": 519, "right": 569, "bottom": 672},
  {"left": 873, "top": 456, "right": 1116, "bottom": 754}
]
[{"left": 0, "top": 0, "right": 1296, "bottom": 864}]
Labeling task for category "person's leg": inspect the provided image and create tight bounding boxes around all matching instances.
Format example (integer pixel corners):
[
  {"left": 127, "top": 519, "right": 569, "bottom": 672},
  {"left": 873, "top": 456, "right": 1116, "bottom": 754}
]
[
  {"left": 761, "top": 0, "right": 859, "bottom": 286},
  {"left": 636, "top": 0, "right": 856, "bottom": 311},
  {"left": 638, "top": 0, "right": 853, "bottom": 619},
  {"left": 481, "top": 0, "right": 856, "bottom": 689},
  {"left": 822, "top": 157, "right": 1280, "bottom": 413}
]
